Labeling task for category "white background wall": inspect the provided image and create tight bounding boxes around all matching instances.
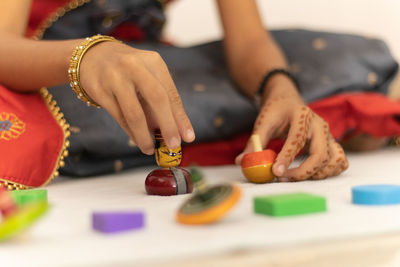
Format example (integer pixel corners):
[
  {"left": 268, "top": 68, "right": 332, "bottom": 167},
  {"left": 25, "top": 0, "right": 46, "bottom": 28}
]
[{"left": 164, "top": 0, "right": 400, "bottom": 60}]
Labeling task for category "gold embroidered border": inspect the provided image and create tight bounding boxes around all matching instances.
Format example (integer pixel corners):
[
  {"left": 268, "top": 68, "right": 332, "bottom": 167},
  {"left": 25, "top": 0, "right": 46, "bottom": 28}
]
[
  {"left": 39, "top": 88, "right": 70, "bottom": 186},
  {"left": 0, "top": 178, "right": 29, "bottom": 190},
  {"left": 33, "top": 0, "right": 92, "bottom": 40}
]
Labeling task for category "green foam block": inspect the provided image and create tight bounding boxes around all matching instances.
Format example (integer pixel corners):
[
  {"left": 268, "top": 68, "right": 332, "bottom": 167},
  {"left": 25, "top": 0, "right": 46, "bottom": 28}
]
[
  {"left": 254, "top": 192, "right": 326, "bottom": 217},
  {"left": 11, "top": 189, "right": 47, "bottom": 207}
]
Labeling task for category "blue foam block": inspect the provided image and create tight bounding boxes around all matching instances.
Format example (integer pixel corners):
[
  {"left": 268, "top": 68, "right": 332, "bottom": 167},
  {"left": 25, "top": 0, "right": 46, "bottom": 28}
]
[{"left": 352, "top": 184, "right": 400, "bottom": 205}]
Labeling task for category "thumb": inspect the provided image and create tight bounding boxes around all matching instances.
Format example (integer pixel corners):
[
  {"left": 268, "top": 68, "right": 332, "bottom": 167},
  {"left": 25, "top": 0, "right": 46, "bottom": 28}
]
[{"left": 272, "top": 161, "right": 287, "bottom": 177}]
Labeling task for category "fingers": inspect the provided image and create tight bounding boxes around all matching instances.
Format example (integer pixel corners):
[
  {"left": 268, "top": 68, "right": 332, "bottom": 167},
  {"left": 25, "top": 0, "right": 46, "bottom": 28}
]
[
  {"left": 283, "top": 119, "right": 330, "bottom": 181},
  {"left": 330, "top": 139, "right": 349, "bottom": 176},
  {"left": 273, "top": 106, "right": 313, "bottom": 177},
  {"left": 312, "top": 136, "right": 349, "bottom": 180},
  {"left": 167, "top": 88, "right": 195, "bottom": 142},
  {"left": 311, "top": 139, "right": 336, "bottom": 180},
  {"left": 80, "top": 44, "right": 193, "bottom": 153},
  {"left": 98, "top": 88, "right": 143, "bottom": 152},
  {"left": 129, "top": 61, "right": 181, "bottom": 149},
  {"left": 111, "top": 79, "right": 155, "bottom": 155},
  {"left": 277, "top": 116, "right": 349, "bottom": 182},
  {"left": 139, "top": 51, "right": 195, "bottom": 143},
  {"left": 235, "top": 103, "right": 277, "bottom": 165},
  {"left": 237, "top": 97, "right": 349, "bottom": 182}
]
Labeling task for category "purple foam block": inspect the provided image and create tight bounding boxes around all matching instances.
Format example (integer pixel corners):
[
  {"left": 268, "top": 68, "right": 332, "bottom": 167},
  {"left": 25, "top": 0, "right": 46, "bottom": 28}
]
[{"left": 92, "top": 211, "right": 145, "bottom": 233}]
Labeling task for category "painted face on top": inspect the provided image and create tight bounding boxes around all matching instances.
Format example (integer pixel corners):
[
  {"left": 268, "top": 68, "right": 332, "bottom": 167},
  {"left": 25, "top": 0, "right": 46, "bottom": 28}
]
[{"left": 155, "top": 138, "right": 182, "bottom": 168}]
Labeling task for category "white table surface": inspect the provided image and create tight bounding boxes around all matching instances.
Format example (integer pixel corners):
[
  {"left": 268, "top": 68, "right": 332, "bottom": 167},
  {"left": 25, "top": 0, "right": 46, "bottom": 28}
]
[{"left": 2, "top": 148, "right": 400, "bottom": 266}]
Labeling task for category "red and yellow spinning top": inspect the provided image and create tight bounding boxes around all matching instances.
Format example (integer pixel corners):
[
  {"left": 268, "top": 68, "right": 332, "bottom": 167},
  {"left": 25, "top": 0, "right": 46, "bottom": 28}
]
[{"left": 241, "top": 134, "right": 277, "bottom": 183}]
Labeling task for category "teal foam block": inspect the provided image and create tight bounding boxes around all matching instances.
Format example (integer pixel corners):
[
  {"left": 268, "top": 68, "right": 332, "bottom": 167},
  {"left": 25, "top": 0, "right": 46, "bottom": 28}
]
[{"left": 352, "top": 185, "right": 400, "bottom": 205}]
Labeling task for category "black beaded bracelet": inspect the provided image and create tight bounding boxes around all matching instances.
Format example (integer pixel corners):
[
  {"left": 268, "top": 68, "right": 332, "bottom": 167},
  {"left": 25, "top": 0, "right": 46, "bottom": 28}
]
[{"left": 256, "top": 68, "right": 300, "bottom": 97}]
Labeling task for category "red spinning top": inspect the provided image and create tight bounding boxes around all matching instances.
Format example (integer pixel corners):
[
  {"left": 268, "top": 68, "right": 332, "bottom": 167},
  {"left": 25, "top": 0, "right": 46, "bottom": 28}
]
[{"left": 145, "top": 167, "right": 193, "bottom": 196}]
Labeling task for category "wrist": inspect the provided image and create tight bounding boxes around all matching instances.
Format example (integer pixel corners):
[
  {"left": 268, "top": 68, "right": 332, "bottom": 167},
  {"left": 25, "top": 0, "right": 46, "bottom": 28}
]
[
  {"left": 68, "top": 35, "right": 121, "bottom": 107},
  {"left": 261, "top": 74, "right": 303, "bottom": 104}
]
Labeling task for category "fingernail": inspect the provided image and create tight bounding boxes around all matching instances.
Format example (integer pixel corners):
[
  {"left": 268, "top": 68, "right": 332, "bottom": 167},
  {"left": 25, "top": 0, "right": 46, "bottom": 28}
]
[
  {"left": 128, "top": 139, "right": 136, "bottom": 147},
  {"left": 185, "top": 129, "right": 195, "bottom": 141},
  {"left": 278, "top": 177, "right": 290, "bottom": 182},
  {"left": 276, "top": 164, "right": 285, "bottom": 176},
  {"left": 143, "top": 148, "right": 155, "bottom": 155},
  {"left": 168, "top": 137, "right": 180, "bottom": 149}
]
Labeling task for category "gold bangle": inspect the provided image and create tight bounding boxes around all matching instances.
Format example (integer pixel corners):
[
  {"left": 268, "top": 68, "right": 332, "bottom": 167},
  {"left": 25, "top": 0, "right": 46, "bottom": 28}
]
[{"left": 68, "top": 34, "right": 121, "bottom": 107}]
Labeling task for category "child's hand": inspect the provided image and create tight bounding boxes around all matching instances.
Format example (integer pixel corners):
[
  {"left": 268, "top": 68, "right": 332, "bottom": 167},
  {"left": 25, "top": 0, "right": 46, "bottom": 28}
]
[
  {"left": 79, "top": 41, "right": 195, "bottom": 155},
  {"left": 236, "top": 90, "right": 349, "bottom": 181}
]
